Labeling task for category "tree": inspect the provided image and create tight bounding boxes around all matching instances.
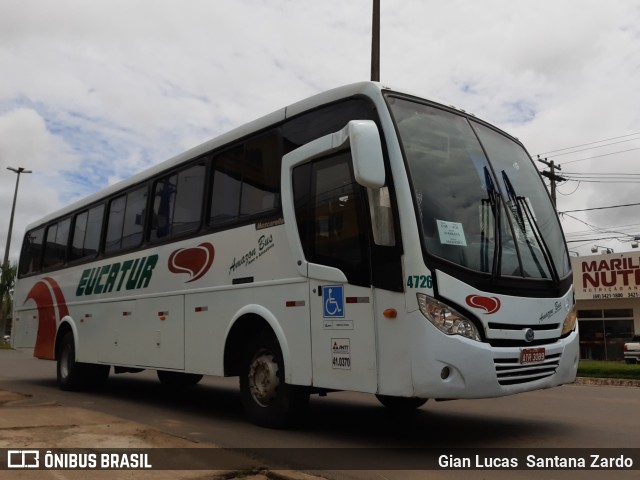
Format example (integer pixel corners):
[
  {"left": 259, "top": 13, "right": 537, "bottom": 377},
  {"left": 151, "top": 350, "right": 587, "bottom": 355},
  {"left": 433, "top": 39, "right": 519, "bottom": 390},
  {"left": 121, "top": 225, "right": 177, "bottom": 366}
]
[{"left": 0, "top": 263, "right": 17, "bottom": 337}]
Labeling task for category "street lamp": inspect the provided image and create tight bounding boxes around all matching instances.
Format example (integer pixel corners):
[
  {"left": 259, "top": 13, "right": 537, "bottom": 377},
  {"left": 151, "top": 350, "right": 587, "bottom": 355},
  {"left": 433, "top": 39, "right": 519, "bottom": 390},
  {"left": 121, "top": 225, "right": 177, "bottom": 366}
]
[{"left": 3, "top": 166, "right": 32, "bottom": 267}]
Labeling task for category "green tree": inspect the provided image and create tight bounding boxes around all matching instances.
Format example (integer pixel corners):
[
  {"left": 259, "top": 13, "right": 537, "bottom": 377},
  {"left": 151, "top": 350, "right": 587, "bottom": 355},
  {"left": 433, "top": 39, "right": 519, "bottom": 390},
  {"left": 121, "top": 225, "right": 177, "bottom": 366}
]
[{"left": 0, "top": 263, "right": 17, "bottom": 337}]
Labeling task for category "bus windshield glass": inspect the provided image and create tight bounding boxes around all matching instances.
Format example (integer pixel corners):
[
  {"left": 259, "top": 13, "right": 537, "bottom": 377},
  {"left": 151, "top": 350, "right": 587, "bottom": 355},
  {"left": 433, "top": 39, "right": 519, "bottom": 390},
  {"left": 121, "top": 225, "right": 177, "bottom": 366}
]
[{"left": 387, "top": 95, "right": 570, "bottom": 280}]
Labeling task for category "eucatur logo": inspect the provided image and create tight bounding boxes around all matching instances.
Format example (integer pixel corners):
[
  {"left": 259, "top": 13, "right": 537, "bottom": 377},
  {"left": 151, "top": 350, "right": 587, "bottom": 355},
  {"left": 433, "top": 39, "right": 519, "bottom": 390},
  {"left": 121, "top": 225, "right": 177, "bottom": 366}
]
[
  {"left": 168, "top": 242, "right": 215, "bottom": 282},
  {"left": 465, "top": 294, "right": 501, "bottom": 314}
]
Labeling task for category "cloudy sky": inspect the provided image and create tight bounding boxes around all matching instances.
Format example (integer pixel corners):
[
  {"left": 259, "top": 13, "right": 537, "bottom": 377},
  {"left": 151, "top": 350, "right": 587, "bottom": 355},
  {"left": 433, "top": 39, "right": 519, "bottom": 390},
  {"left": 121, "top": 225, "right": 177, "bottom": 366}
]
[{"left": 1, "top": 0, "right": 640, "bottom": 263}]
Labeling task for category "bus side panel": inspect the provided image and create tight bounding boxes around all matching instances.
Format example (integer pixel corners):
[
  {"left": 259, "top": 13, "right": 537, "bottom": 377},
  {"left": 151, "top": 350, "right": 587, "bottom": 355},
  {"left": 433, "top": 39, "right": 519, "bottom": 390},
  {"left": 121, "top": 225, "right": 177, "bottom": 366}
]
[
  {"left": 72, "top": 304, "right": 102, "bottom": 364},
  {"left": 185, "top": 290, "right": 243, "bottom": 376},
  {"left": 374, "top": 289, "right": 415, "bottom": 396},
  {"left": 11, "top": 309, "right": 39, "bottom": 349},
  {"left": 184, "top": 281, "right": 311, "bottom": 384},
  {"left": 98, "top": 300, "right": 138, "bottom": 366},
  {"left": 135, "top": 295, "right": 185, "bottom": 369}
]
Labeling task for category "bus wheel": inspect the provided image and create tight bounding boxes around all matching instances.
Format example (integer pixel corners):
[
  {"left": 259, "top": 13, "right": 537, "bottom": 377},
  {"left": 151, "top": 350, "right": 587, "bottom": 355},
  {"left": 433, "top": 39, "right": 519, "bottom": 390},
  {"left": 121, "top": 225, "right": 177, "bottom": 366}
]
[
  {"left": 376, "top": 394, "right": 427, "bottom": 411},
  {"left": 157, "top": 370, "right": 203, "bottom": 387},
  {"left": 57, "top": 332, "right": 109, "bottom": 390},
  {"left": 239, "top": 331, "right": 309, "bottom": 428}
]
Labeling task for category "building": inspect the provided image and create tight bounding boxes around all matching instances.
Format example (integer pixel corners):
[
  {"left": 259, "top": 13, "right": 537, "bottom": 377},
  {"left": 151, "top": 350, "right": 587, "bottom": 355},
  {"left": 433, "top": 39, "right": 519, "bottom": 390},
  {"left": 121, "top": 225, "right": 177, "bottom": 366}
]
[{"left": 571, "top": 251, "right": 640, "bottom": 360}]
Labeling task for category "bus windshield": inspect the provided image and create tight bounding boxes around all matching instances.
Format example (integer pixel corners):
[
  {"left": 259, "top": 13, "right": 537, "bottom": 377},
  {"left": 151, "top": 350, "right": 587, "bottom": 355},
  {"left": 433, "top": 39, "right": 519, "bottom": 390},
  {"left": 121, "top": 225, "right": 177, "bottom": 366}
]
[{"left": 387, "top": 95, "right": 570, "bottom": 281}]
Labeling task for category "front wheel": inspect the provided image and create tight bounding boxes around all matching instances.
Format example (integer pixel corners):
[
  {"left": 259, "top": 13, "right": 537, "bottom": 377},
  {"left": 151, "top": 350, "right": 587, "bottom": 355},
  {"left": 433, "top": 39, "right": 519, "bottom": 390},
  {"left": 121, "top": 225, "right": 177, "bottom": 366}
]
[
  {"left": 239, "top": 331, "right": 309, "bottom": 428},
  {"left": 376, "top": 394, "right": 427, "bottom": 411}
]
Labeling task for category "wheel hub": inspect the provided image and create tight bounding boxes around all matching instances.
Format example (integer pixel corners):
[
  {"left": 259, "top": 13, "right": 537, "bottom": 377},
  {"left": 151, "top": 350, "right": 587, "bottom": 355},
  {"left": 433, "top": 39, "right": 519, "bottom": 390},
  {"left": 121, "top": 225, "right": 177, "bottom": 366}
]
[{"left": 248, "top": 352, "right": 280, "bottom": 407}]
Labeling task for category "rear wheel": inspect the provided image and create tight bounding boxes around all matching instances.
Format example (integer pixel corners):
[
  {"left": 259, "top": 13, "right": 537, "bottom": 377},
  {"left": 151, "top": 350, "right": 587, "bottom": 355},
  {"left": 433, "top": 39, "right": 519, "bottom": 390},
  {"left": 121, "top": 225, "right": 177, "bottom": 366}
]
[
  {"left": 57, "top": 332, "right": 109, "bottom": 390},
  {"left": 376, "top": 394, "right": 427, "bottom": 411},
  {"left": 239, "top": 331, "right": 309, "bottom": 428},
  {"left": 157, "top": 370, "right": 203, "bottom": 387}
]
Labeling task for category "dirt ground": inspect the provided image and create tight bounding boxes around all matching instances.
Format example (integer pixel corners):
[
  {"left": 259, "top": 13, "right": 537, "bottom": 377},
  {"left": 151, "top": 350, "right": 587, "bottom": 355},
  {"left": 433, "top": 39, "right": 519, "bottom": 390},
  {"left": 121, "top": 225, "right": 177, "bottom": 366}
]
[{"left": 0, "top": 389, "right": 319, "bottom": 480}]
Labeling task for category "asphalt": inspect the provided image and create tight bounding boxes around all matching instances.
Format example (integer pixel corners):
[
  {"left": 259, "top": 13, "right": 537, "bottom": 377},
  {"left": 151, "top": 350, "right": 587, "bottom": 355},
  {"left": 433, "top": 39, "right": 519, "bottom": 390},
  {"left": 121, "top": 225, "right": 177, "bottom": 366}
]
[{"left": 1, "top": 377, "right": 638, "bottom": 479}]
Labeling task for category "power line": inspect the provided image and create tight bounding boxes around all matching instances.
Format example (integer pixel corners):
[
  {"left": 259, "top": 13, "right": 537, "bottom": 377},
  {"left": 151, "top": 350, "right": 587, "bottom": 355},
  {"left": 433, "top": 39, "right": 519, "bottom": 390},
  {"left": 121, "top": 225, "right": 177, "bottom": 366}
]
[
  {"left": 536, "top": 131, "right": 640, "bottom": 156},
  {"left": 562, "top": 147, "right": 640, "bottom": 165},
  {"left": 546, "top": 137, "right": 640, "bottom": 159},
  {"left": 559, "top": 202, "right": 640, "bottom": 214}
]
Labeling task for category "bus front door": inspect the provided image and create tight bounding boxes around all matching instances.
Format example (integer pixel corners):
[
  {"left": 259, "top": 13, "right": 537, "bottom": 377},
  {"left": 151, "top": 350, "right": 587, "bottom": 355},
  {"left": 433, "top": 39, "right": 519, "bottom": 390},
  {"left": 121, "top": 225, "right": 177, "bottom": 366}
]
[{"left": 288, "top": 150, "right": 378, "bottom": 393}]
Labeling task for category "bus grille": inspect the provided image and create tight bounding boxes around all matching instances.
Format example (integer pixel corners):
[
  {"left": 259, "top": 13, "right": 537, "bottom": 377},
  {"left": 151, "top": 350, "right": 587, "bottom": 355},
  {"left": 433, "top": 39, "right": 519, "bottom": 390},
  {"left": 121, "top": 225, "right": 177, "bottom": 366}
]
[{"left": 494, "top": 353, "right": 561, "bottom": 386}]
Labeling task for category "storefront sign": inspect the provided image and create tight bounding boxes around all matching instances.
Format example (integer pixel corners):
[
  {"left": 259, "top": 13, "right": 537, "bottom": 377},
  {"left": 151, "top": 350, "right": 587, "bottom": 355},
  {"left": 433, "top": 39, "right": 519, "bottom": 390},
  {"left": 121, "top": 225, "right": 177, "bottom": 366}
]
[{"left": 572, "top": 252, "right": 640, "bottom": 300}]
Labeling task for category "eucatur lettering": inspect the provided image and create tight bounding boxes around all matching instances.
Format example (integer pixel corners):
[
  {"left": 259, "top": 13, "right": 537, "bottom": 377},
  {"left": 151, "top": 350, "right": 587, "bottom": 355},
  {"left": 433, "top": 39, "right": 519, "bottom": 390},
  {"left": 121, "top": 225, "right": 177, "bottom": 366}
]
[{"left": 76, "top": 255, "right": 158, "bottom": 297}]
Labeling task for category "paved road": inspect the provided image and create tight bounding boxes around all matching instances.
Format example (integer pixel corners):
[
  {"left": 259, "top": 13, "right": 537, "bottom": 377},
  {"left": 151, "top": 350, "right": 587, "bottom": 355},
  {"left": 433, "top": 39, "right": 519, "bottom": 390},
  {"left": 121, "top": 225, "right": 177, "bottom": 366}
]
[{"left": 2, "top": 348, "right": 640, "bottom": 480}]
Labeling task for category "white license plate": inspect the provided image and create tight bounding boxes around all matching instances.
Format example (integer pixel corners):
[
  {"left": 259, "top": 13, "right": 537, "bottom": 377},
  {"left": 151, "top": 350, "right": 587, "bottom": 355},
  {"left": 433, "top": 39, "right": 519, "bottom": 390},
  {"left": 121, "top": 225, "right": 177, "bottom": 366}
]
[{"left": 520, "top": 347, "right": 545, "bottom": 364}]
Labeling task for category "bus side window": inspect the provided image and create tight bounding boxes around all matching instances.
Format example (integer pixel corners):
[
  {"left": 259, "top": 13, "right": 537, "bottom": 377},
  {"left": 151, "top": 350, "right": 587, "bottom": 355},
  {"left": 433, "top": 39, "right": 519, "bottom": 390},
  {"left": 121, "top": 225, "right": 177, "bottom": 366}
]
[
  {"left": 293, "top": 152, "right": 371, "bottom": 287},
  {"left": 210, "top": 146, "right": 243, "bottom": 227},
  {"left": 241, "top": 134, "right": 281, "bottom": 217},
  {"left": 42, "top": 218, "right": 70, "bottom": 269},
  {"left": 105, "top": 186, "right": 147, "bottom": 254},
  {"left": 70, "top": 204, "right": 104, "bottom": 261},
  {"left": 209, "top": 132, "right": 281, "bottom": 228},
  {"left": 18, "top": 227, "right": 45, "bottom": 276},
  {"left": 151, "top": 163, "right": 206, "bottom": 241}
]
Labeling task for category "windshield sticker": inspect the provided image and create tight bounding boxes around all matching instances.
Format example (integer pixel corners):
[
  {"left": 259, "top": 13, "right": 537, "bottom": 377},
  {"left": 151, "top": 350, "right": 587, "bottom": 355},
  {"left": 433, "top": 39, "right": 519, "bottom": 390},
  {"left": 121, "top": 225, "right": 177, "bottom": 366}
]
[{"left": 436, "top": 220, "right": 467, "bottom": 246}]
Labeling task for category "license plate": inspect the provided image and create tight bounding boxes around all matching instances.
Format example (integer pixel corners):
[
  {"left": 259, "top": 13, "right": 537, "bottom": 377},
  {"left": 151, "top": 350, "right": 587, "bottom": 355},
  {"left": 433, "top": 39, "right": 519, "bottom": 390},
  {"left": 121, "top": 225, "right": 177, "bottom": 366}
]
[{"left": 520, "top": 347, "right": 545, "bottom": 364}]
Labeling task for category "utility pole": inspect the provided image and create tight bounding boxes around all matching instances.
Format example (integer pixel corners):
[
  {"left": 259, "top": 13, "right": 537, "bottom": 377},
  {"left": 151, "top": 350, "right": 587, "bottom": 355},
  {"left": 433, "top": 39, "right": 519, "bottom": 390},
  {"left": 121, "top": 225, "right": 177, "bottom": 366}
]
[
  {"left": 2, "top": 166, "right": 30, "bottom": 339},
  {"left": 371, "top": 0, "right": 380, "bottom": 81},
  {"left": 3, "top": 166, "right": 32, "bottom": 268},
  {"left": 538, "top": 156, "right": 565, "bottom": 208}
]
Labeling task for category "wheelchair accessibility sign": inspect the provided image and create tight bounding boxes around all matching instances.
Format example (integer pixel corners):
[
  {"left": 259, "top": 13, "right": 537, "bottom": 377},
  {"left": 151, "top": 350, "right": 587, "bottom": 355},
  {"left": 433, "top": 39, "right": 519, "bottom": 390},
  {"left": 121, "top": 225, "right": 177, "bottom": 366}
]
[{"left": 322, "top": 285, "right": 345, "bottom": 318}]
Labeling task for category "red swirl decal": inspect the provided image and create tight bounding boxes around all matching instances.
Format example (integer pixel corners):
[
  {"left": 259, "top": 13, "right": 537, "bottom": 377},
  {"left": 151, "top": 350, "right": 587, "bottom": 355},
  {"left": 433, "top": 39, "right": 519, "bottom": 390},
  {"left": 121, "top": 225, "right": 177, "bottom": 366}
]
[
  {"left": 465, "top": 294, "right": 501, "bottom": 315},
  {"left": 168, "top": 242, "right": 215, "bottom": 283},
  {"left": 25, "top": 277, "right": 69, "bottom": 360}
]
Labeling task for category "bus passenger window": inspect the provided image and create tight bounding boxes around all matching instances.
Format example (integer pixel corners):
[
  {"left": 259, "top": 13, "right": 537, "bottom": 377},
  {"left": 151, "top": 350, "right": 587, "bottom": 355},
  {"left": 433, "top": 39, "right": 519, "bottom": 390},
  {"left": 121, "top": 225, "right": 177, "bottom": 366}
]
[
  {"left": 241, "top": 135, "right": 280, "bottom": 217},
  {"left": 105, "top": 186, "right": 147, "bottom": 254},
  {"left": 209, "top": 133, "right": 281, "bottom": 229},
  {"left": 210, "top": 147, "right": 243, "bottom": 227},
  {"left": 151, "top": 163, "right": 205, "bottom": 241},
  {"left": 70, "top": 204, "right": 104, "bottom": 261},
  {"left": 43, "top": 218, "right": 70, "bottom": 269},
  {"left": 18, "top": 227, "right": 45, "bottom": 276}
]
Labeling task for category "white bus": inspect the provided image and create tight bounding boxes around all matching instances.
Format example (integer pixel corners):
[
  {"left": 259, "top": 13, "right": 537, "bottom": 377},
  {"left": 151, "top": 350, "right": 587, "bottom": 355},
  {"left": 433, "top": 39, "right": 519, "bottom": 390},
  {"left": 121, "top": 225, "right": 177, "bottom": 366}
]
[{"left": 12, "top": 82, "right": 578, "bottom": 427}]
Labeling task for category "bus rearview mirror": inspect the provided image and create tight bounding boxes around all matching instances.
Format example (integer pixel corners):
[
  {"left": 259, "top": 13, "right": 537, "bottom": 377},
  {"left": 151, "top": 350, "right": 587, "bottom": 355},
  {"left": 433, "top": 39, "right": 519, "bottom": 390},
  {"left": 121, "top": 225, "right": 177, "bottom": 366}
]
[{"left": 346, "top": 120, "right": 386, "bottom": 189}]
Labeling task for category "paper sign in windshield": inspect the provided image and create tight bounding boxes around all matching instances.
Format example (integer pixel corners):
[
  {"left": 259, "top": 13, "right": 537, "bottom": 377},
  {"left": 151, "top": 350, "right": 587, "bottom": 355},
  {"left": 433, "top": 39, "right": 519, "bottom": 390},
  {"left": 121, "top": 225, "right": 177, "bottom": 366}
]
[{"left": 436, "top": 220, "right": 467, "bottom": 246}]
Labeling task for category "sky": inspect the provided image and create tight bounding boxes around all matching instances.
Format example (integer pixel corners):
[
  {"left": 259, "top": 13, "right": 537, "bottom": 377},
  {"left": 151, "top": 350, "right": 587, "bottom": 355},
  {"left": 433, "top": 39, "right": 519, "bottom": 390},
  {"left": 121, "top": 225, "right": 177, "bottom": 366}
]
[{"left": 1, "top": 0, "right": 640, "bottom": 264}]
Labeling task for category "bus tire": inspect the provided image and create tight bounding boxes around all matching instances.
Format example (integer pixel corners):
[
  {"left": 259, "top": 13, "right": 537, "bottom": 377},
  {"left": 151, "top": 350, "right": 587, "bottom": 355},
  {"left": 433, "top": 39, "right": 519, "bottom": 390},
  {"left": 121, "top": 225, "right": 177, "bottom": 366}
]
[
  {"left": 57, "top": 332, "right": 109, "bottom": 390},
  {"left": 157, "top": 370, "right": 203, "bottom": 387},
  {"left": 376, "top": 394, "right": 427, "bottom": 411},
  {"left": 56, "top": 332, "right": 85, "bottom": 391},
  {"left": 239, "top": 331, "right": 309, "bottom": 428}
]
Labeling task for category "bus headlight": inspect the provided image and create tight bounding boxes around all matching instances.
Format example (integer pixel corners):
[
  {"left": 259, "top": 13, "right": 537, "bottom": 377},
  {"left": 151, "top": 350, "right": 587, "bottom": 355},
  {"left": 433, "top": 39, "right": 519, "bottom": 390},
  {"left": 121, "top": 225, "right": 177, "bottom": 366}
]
[
  {"left": 417, "top": 293, "right": 481, "bottom": 341},
  {"left": 561, "top": 306, "right": 577, "bottom": 336}
]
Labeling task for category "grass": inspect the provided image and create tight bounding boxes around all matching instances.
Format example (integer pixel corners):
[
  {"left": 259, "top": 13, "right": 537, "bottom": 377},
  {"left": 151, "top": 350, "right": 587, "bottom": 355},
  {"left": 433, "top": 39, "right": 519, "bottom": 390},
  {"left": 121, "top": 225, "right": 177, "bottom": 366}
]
[
  {"left": 0, "top": 343, "right": 12, "bottom": 350},
  {"left": 578, "top": 360, "right": 640, "bottom": 380}
]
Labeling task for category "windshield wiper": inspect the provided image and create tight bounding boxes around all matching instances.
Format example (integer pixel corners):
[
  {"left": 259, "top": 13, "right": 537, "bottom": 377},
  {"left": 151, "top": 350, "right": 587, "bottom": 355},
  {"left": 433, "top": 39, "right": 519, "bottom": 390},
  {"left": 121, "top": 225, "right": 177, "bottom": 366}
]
[
  {"left": 481, "top": 167, "right": 501, "bottom": 276},
  {"left": 501, "top": 171, "right": 559, "bottom": 283}
]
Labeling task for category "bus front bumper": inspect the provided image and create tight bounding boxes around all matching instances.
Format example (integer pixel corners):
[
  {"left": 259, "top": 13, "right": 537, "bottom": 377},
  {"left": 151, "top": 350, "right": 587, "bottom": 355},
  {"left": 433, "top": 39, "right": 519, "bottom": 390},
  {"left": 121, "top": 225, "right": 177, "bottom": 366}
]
[{"left": 410, "top": 321, "right": 580, "bottom": 399}]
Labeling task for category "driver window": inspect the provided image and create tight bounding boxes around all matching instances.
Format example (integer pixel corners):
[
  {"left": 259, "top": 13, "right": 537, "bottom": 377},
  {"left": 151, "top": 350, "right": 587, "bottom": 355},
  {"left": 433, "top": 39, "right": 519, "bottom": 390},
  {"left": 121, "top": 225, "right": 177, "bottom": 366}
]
[{"left": 293, "top": 152, "right": 371, "bottom": 286}]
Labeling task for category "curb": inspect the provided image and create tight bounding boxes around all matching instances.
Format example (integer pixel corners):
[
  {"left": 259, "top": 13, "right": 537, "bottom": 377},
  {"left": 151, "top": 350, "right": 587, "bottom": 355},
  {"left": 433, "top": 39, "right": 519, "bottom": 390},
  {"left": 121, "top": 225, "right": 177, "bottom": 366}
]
[{"left": 574, "top": 376, "right": 640, "bottom": 387}]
